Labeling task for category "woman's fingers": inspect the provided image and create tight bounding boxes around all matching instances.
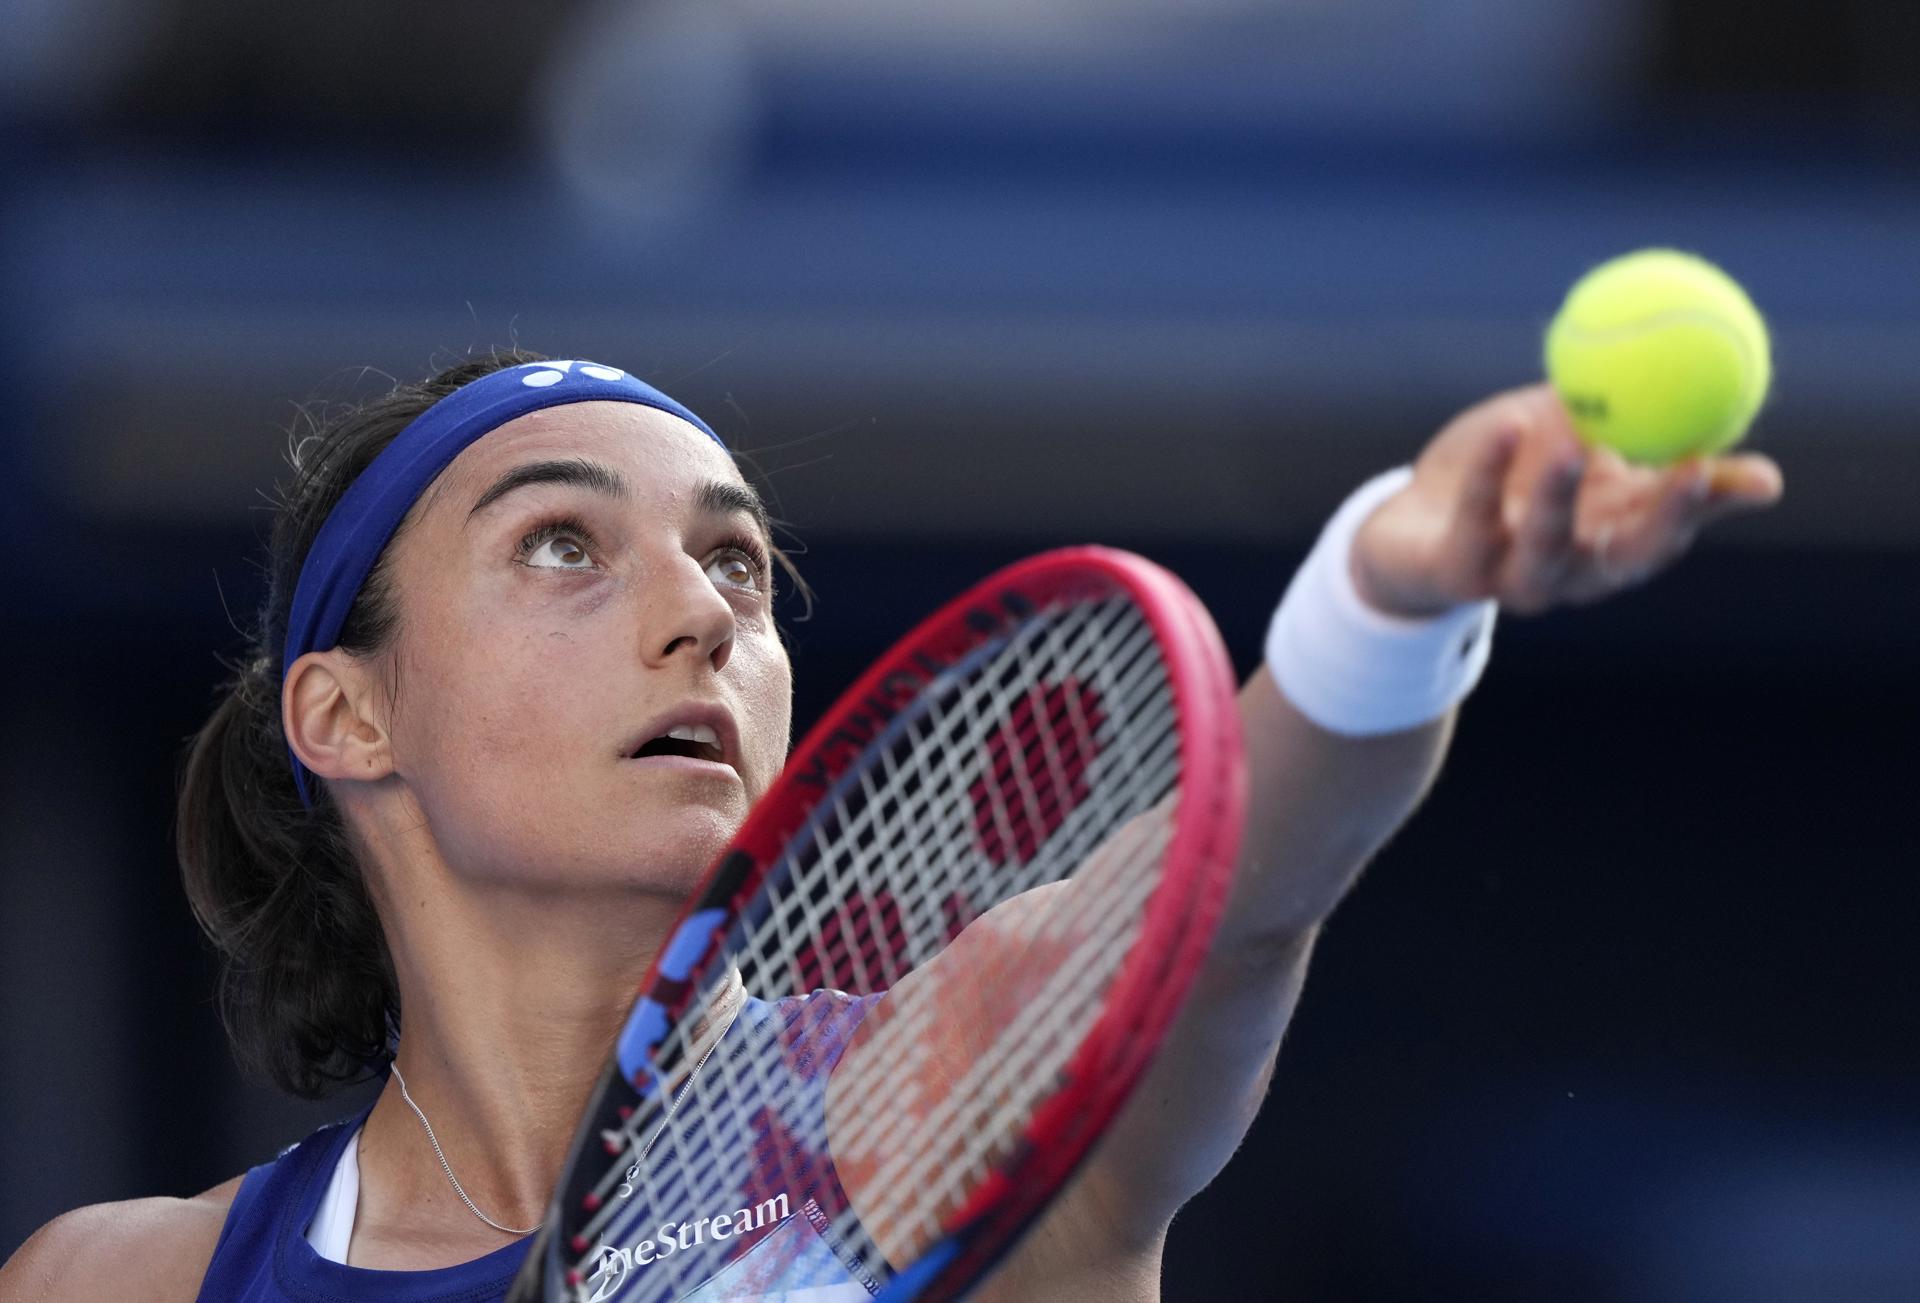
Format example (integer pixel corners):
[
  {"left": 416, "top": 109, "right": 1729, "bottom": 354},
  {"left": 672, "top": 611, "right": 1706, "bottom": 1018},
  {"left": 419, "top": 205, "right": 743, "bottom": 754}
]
[
  {"left": 1444, "top": 424, "right": 1523, "bottom": 589},
  {"left": 1372, "top": 381, "right": 1784, "bottom": 618},
  {"left": 1582, "top": 462, "right": 1708, "bottom": 591},
  {"left": 1502, "top": 449, "right": 1589, "bottom": 612},
  {"left": 1571, "top": 452, "right": 1780, "bottom": 598},
  {"left": 1702, "top": 452, "right": 1786, "bottom": 512}
]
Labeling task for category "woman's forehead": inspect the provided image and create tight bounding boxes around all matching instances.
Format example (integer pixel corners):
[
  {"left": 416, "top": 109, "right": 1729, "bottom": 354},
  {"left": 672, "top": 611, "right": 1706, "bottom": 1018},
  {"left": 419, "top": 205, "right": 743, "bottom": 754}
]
[{"left": 435, "top": 401, "right": 741, "bottom": 514}]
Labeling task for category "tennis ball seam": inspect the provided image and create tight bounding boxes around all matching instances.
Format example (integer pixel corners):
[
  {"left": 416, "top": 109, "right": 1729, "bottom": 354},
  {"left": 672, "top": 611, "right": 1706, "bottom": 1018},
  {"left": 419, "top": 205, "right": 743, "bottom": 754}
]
[
  {"left": 1543, "top": 305, "right": 1766, "bottom": 427},
  {"left": 1550, "top": 307, "right": 1767, "bottom": 405}
]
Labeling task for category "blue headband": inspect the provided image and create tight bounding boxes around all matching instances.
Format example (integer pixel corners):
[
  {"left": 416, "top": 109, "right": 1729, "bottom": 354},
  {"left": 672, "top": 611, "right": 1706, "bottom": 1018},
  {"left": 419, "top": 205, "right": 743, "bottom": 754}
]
[{"left": 281, "top": 359, "right": 724, "bottom": 807}]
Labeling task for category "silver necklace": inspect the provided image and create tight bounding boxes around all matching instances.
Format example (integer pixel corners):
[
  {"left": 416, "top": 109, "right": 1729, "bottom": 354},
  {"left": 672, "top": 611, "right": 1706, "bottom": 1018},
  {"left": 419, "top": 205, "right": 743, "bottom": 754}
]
[
  {"left": 633, "top": 971, "right": 747, "bottom": 1167},
  {"left": 386, "top": 970, "right": 746, "bottom": 1236},
  {"left": 388, "top": 1061, "right": 541, "bottom": 1236}
]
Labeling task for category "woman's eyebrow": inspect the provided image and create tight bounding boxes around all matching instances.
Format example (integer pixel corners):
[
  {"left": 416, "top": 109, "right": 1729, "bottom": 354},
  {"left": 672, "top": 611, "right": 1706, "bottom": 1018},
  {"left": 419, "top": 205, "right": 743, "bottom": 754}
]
[
  {"left": 697, "top": 480, "right": 774, "bottom": 545},
  {"left": 464, "top": 458, "right": 772, "bottom": 543},
  {"left": 467, "top": 458, "right": 626, "bottom": 524}
]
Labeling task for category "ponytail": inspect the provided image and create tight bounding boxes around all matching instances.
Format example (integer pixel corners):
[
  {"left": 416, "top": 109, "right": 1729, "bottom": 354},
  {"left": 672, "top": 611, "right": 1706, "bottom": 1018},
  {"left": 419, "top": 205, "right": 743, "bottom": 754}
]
[{"left": 175, "top": 350, "right": 546, "bottom": 1097}]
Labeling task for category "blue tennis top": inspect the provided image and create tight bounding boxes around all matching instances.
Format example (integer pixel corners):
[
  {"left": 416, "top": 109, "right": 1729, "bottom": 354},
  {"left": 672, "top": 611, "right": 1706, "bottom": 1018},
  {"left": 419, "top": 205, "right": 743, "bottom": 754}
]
[
  {"left": 195, "top": 1102, "right": 528, "bottom": 1302},
  {"left": 196, "top": 992, "right": 880, "bottom": 1302}
]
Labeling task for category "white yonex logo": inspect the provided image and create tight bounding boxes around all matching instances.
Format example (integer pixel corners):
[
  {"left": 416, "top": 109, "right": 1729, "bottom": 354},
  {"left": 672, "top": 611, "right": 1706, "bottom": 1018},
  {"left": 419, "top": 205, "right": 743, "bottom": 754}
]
[{"left": 520, "top": 360, "right": 627, "bottom": 388}]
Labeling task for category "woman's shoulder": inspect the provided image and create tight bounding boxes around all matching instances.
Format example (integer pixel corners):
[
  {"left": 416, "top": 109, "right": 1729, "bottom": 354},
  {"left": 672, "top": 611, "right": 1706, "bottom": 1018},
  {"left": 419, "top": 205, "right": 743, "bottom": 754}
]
[{"left": 0, "top": 1174, "right": 244, "bottom": 1303}]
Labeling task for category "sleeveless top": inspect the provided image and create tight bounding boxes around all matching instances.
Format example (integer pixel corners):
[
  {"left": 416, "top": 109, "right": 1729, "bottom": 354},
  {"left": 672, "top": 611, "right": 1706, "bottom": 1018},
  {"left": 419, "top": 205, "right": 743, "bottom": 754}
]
[
  {"left": 197, "top": 991, "right": 881, "bottom": 1302},
  {"left": 305, "top": 1123, "right": 360, "bottom": 1262}
]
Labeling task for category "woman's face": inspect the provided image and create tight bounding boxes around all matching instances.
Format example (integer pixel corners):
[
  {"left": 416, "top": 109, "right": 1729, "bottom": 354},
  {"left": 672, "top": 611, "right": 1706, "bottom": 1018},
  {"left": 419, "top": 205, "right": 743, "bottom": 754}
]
[{"left": 367, "top": 400, "right": 792, "bottom": 898}]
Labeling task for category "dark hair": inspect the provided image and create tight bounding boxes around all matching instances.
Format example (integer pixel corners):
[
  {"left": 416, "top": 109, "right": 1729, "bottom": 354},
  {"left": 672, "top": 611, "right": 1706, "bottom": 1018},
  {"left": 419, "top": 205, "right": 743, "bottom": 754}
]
[{"left": 176, "top": 349, "right": 806, "bottom": 1098}]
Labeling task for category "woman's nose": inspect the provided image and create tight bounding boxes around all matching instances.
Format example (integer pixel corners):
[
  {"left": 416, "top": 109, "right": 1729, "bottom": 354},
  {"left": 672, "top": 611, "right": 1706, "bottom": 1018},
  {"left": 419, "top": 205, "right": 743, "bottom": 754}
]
[{"left": 642, "top": 555, "right": 736, "bottom": 673}]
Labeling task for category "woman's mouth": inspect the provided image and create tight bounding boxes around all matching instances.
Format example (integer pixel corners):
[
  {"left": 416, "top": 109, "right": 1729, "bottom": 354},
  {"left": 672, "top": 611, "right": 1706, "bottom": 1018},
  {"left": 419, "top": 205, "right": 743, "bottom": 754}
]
[{"left": 628, "top": 723, "right": 725, "bottom": 764}]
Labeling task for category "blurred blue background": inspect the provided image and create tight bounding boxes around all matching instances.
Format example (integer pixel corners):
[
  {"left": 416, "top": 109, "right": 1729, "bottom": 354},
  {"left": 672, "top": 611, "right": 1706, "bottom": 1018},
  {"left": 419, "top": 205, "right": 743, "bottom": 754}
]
[{"left": 2, "top": 1, "right": 1917, "bottom": 1298}]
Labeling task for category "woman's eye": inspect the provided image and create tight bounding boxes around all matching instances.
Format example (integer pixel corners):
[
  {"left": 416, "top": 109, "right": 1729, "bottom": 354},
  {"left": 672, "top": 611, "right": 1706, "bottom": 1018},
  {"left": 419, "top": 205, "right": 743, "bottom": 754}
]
[
  {"left": 707, "top": 551, "right": 760, "bottom": 590},
  {"left": 518, "top": 523, "right": 596, "bottom": 570}
]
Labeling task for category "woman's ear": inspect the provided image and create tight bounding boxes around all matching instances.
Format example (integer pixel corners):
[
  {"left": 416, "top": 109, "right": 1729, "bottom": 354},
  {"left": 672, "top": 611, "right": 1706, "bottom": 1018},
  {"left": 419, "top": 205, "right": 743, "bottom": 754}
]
[{"left": 282, "top": 650, "right": 395, "bottom": 786}]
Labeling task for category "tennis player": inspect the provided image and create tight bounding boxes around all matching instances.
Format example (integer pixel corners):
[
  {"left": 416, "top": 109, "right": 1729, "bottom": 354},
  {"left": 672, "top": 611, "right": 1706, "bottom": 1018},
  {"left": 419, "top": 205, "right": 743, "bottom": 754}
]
[{"left": 0, "top": 351, "right": 1781, "bottom": 1301}]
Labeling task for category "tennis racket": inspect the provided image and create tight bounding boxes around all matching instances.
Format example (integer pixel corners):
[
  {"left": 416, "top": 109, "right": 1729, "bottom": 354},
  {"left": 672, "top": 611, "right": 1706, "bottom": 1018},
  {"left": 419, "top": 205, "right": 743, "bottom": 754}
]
[{"left": 506, "top": 545, "right": 1245, "bottom": 1302}]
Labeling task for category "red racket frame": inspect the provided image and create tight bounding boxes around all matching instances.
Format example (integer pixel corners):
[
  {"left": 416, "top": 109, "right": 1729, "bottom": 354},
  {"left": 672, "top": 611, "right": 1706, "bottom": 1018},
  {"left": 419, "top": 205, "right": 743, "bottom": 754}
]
[{"left": 513, "top": 545, "right": 1244, "bottom": 1302}]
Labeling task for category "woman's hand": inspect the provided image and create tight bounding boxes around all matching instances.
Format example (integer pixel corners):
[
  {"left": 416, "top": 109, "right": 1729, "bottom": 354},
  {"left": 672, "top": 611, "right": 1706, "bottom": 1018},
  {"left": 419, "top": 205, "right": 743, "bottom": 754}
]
[{"left": 1351, "top": 382, "right": 1785, "bottom": 619}]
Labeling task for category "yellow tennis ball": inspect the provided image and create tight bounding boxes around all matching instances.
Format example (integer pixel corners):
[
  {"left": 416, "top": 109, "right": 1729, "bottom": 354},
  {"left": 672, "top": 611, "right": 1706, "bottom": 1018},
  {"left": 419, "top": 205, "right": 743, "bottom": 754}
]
[{"left": 1543, "top": 248, "right": 1771, "bottom": 465}]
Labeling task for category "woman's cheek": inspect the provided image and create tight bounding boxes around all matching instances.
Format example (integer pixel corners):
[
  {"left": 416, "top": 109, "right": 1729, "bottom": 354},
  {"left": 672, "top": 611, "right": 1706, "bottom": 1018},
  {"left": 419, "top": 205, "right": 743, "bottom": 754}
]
[{"left": 744, "top": 634, "right": 795, "bottom": 781}]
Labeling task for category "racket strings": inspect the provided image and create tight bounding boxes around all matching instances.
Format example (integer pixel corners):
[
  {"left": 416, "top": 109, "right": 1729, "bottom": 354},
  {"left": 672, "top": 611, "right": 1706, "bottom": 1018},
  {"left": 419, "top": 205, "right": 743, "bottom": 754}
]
[
  {"left": 743, "top": 595, "right": 1158, "bottom": 999},
  {"left": 568, "top": 593, "right": 1188, "bottom": 1299},
  {"left": 839, "top": 799, "right": 1174, "bottom": 1136},
  {"left": 745, "top": 604, "right": 1173, "bottom": 1140},
  {"left": 790, "top": 598, "right": 1180, "bottom": 1241},
  {"left": 601, "top": 993, "right": 903, "bottom": 1278},
  {"left": 581, "top": 1007, "right": 853, "bottom": 1295},
  {"left": 574, "top": 972, "right": 760, "bottom": 1209},
  {"left": 770, "top": 599, "right": 1167, "bottom": 996},
  {"left": 827, "top": 818, "right": 1172, "bottom": 1245},
  {"left": 821, "top": 769, "right": 1177, "bottom": 1176},
  {"left": 817, "top": 625, "right": 1178, "bottom": 1255}
]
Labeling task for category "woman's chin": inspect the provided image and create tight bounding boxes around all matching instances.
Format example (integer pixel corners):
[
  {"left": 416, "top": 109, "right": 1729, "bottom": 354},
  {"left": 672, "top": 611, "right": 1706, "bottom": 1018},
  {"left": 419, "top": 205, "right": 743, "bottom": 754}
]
[
  {"left": 452, "top": 789, "right": 747, "bottom": 896},
  {"left": 603, "top": 800, "right": 745, "bottom": 891}
]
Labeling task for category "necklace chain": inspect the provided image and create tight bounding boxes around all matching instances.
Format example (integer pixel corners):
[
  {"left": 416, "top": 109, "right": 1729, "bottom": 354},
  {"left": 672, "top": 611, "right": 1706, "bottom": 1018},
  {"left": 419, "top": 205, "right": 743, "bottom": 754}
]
[
  {"left": 385, "top": 970, "right": 748, "bottom": 1241},
  {"left": 635, "top": 975, "right": 746, "bottom": 1166},
  {"left": 389, "top": 1061, "right": 541, "bottom": 1236}
]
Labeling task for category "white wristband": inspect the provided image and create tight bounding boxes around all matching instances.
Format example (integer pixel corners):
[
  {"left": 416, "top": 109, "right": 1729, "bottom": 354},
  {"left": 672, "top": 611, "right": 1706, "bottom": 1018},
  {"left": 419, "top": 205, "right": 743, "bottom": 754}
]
[{"left": 1265, "top": 465, "right": 1497, "bottom": 736}]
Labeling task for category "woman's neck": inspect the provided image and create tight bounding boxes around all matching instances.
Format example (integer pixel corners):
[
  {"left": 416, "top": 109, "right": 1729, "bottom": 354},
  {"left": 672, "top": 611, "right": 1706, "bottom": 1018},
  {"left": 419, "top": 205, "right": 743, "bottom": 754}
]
[{"left": 349, "top": 856, "right": 688, "bottom": 1269}]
